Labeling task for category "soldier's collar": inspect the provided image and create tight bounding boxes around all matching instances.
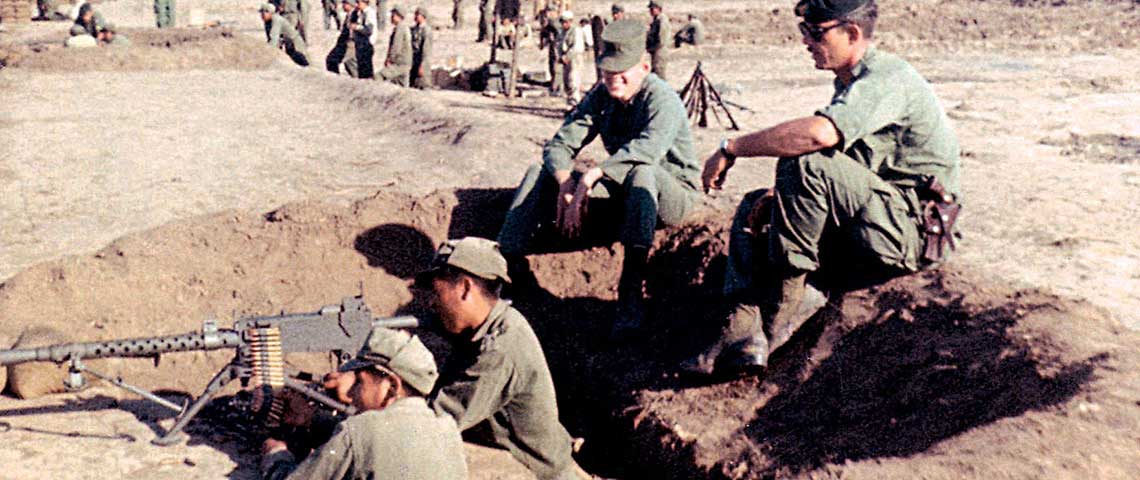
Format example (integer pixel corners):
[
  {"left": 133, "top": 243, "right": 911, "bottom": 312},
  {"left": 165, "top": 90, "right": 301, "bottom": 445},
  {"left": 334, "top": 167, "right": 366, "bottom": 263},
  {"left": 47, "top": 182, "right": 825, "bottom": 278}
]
[{"left": 468, "top": 300, "right": 510, "bottom": 343}]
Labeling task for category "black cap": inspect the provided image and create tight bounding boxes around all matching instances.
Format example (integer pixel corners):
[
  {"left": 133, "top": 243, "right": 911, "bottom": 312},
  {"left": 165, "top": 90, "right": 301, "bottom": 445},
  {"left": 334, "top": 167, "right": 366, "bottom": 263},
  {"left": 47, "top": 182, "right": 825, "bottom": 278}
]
[{"left": 795, "top": 0, "right": 868, "bottom": 23}]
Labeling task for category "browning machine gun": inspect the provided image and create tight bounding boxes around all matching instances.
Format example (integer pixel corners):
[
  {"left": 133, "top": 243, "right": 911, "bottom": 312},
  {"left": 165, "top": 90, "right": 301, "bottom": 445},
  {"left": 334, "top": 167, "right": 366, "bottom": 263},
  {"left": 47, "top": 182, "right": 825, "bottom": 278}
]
[{"left": 0, "top": 296, "right": 421, "bottom": 445}]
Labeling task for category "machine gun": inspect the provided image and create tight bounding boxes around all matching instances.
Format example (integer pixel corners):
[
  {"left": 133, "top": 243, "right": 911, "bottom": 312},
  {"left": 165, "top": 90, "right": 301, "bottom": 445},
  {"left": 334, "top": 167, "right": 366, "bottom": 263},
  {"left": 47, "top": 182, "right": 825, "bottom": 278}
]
[{"left": 0, "top": 296, "right": 421, "bottom": 445}]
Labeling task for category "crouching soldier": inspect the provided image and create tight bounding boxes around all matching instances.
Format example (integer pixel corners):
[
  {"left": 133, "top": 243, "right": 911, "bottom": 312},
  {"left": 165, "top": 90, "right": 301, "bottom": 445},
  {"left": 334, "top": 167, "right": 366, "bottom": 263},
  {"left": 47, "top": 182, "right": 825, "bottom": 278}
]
[{"left": 260, "top": 3, "right": 311, "bottom": 67}]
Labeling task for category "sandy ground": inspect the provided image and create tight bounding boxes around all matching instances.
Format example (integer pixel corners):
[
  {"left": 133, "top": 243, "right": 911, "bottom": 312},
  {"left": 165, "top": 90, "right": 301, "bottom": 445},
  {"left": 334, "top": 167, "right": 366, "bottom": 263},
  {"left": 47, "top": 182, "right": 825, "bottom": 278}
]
[{"left": 2, "top": 0, "right": 1140, "bottom": 478}]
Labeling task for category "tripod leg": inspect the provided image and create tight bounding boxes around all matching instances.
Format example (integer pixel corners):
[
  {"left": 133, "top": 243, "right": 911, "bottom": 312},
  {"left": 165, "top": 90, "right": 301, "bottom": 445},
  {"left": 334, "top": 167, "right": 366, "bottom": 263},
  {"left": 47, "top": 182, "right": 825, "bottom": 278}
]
[{"left": 151, "top": 364, "right": 239, "bottom": 446}]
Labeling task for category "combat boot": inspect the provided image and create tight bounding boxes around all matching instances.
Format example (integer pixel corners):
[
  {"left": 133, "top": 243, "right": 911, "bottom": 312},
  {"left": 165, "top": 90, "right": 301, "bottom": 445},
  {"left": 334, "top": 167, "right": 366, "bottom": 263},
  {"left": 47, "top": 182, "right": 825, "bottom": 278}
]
[
  {"left": 610, "top": 246, "right": 649, "bottom": 342},
  {"left": 765, "top": 273, "right": 828, "bottom": 354},
  {"left": 679, "top": 303, "right": 767, "bottom": 376}
]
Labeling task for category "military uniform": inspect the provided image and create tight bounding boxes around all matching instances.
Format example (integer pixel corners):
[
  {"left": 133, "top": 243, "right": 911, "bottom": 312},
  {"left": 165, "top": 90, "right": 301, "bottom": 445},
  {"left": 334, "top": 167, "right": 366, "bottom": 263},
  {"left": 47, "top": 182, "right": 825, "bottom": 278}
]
[
  {"left": 645, "top": 6, "right": 669, "bottom": 80},
  {"left": 264, "top": 11, "right": 311, "bottom": 67},
  {"left": 154, "top": 0, "right": 174, "bottom": 27},
  {"left": 322, "top": 0, "right": 339, "bottom": 30},
  {"left": 477, "top": 0, "right": 492, "bottom": 41},
  {"left": 378, "top": 19, "right": 412, "bottom": 86},
  {"left": 497, "top": 72, "right": 699, "bottom": 256},
  {"left": 431, "top": 300, "right": 582, "bottom": 480},
  {"left": 540, "top": 14, "right": 563, "bottom": 93},
  {"left": 262, "top": 398, "right": 466, "bottom": 480},
  {"left": 451, "top": 0, "right": 464, "bottom": 28},
  {"left": 557, "top": 20, "right": 582, "bottom": 102},
  {"left": 410, "top": 17, "right": 433, "bottom": 88},
  {"left": 725, "top": 46, "right": 960, "bottom": 296},
  {"left": 673, "top": 16, "right": 701, "bottom": 47},
  {"left": 327, "top": 3, "right": 373, "bottom": 77}
]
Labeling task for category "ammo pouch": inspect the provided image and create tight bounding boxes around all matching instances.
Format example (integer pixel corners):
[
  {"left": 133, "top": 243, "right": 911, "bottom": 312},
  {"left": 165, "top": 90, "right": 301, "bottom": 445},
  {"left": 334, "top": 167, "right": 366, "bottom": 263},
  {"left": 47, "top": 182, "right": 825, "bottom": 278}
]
[{"left": 916, "top": 176, "right": 961, "bottom": 265}]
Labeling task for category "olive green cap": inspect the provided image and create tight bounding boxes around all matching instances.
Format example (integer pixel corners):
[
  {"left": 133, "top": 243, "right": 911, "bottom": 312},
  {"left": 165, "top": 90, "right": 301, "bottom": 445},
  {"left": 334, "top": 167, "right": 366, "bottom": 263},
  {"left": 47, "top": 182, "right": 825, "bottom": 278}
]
[
  {"left": 795, "top": 0, "right": 868, "bottom": 23},
  {"left": 415, "top": 237, "right": 511, "bottom": 286},
  {"left": 597, "top": 19, "right": 647, "bottom": 73},
  {"left": 338, "top": 328, "right": 439, "bottom": 395}
]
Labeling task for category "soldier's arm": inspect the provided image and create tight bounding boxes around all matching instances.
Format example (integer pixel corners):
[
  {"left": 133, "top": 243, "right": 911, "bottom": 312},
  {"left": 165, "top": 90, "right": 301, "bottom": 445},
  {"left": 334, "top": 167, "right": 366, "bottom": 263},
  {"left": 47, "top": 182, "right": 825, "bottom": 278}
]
[
  {"left": 814, "top": 71, "right": 908, "bottom": 152},
  {"left": 542, "top": 88, "right": 602, "bottom": 175},
  {"left": 423, "top": 28, "right": 433, "bottom": 68},
  {"left": 596, "top": 88, "right": 684, "bottom": 183},
  {"left": 430, "top": 351, "right": 515, "bottom": 431},
  {"left": 262, "top": 423, "right": 356, "bottom": 480},
  {"left": 268, "top": 18, "right": 284, "bottom": 47},
  {"left": 723, "top": 115, "right": 840, "bottom": 159}
]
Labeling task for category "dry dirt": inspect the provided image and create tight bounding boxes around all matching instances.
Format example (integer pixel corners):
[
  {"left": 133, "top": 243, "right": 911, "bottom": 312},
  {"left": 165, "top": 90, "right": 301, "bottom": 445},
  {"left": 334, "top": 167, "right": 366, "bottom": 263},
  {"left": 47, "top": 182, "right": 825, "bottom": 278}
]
[{"left": 1, "top": 0, "right": 1140, "bottom": 479}]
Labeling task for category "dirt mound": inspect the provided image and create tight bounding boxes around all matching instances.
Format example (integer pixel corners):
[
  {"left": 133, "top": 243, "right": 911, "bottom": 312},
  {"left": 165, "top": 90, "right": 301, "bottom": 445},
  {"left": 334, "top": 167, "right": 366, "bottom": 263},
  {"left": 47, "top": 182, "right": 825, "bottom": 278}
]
[
  {"left": 1, "top": 189, "right": 1138, "bottom": 478},
  {"left": 0, "top": 28, "right": 276, "bottom": 71}
]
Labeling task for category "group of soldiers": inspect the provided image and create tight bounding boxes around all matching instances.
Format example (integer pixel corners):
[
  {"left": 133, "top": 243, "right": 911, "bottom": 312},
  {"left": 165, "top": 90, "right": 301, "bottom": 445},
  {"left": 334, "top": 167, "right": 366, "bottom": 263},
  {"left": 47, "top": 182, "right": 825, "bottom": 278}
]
[
  {"left": 256, "top": 0, "right": 963, "bottom": 478},
  {"left": 64, "top": 2, "right": 129, "bottom": 48},
  {"left": 258, "top": 0, "right": 433, "bottom": 88}
]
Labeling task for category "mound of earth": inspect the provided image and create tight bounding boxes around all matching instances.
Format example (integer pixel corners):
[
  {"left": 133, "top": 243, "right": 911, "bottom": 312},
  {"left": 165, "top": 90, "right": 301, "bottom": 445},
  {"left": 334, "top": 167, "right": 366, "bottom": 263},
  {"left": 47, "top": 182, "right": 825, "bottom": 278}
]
[
  {"left": 1, "top": 188, "right": 1138, "bottom": 478},
  {"left": 0, "top": 27, "right": 276, "bottom": 71}
]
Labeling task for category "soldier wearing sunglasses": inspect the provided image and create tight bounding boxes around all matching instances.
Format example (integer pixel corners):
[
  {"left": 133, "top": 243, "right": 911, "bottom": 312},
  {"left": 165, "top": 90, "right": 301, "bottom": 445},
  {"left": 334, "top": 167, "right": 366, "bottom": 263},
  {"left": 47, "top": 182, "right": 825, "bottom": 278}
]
[{"left": 685, "top": 0, "right": 962, "bottom": 377}]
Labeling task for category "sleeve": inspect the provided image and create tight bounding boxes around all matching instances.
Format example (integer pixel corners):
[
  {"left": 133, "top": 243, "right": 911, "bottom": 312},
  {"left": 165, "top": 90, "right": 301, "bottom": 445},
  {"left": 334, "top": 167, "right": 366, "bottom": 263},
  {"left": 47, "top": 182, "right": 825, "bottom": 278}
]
[
  {"left": 423, "top": 27, "right": 433, "bottom": 63},
  {"left": 541, "top": 90, "right": 602, "bottom": 173},
  {"left": 598, "top": 89, "right": 684, "bottom": 182},
  {"left": 269, "top": 424, "right": 356, "bottom": 480},
  {"left": 816, "top": 72, "right": 908, "bottom": 152},
  {"left": 268, "top": 18, "right": 283, "bottom": 47},
  {"left": 358, "top": 11, "right": 374, "bottom": 40},
  {"left": 431, "top": 350, "right": 515, "bottom": 431}
]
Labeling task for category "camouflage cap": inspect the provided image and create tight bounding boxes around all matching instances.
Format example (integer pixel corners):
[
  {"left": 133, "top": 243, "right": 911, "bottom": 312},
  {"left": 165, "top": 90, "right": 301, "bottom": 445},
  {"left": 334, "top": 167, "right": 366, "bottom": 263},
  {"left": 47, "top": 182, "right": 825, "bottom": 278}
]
[
  {"left": 415, "top": 237, "right": 511, "bottom": 286},
  {"left": 795, "top": 0, "right": 869, "bottom": 23},
  {"left": 611, "top": 3, "right": 624, "bottom": 14},
  {"left": 258, "top": 3, "right": 276, "bottom": 13},
  {"left": 597, "top": 19, "right": 647, "bottom": 73},
  {"left": 338, "top": 328, "right": 439, "bottom": 395}
]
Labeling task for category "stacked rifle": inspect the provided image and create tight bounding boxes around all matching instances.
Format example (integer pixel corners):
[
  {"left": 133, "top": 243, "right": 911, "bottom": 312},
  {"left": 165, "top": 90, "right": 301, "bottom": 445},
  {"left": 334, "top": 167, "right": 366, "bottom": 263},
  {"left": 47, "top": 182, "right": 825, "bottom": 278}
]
[{"left": 679, "top": 61, "right": 739, "bottom": 130}]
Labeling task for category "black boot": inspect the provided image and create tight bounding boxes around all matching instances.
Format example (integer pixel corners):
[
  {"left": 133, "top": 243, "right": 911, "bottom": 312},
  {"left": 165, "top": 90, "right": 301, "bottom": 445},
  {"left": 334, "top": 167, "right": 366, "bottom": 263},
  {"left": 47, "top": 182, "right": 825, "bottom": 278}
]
[{"left": 611, "top": 246, "right": 649, "bottom": 342}]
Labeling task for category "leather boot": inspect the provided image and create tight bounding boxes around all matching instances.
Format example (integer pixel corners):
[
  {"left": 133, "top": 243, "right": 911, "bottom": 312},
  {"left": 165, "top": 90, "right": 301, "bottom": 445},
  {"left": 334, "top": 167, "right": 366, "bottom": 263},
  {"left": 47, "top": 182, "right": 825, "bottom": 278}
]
[
  {"left": 611, "top": 246, "right": 649, "bottom": 342},
  {"left": 765, "top": 273, "right": 828, "bottom": 354},
  {"left": 679, "top": 303, "right": 766, "bottom": 376}
]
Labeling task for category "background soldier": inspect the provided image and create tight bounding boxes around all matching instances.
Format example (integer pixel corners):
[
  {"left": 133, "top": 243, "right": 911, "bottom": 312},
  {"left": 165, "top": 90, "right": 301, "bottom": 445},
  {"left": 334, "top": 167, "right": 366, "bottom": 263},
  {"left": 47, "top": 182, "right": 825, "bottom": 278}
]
[
  {"left": 610, "top": 2, "right": 623, "bottom": 21},
  {"left": 683, "top": 0, "right": 962, "bottom": 377},
  {"left": 673, "top": 13, "right": 702, "bottom": 48},
  {"left": 98, "top": 22, "right": 130, "bottom": 46},
  {"left": 261, "top": 328, "right": 467, "bottom": 480},
  {"left": 556, "top": 11, "right": 583, "bottom": 104},
  {"left": 451, "top": 0, "right": 463, "bottom": 28},
  {"left": 153, "top": 0, "right": 174, "bottom": 28},
  {"left": 496, "top": 20, "right": 699, "bottom": 340},
  {"left": 416, "top": 238, "right": 590, "bottom": 480},
  {"left": 410, "top": 6, "right": 433, "bottom": 89},
  {"left": 378, "top": 6, "right": 413, "bottom": 86},
  {"left": 326, "top": 0, "right": 368, "bottom": 77},
  {"left": 321, "top": 0, "right": 339, "bottom": 30},
  {"left": 539, "top": 7, "right": 563, "bottom": 95},
  {"left": 477, "top": 0, "right": 492, "bottom": 41},
  {"left": 645, "top": 0, "right": 669, "bottom": 80},
  {"left": 261, "top": 3, "right": 311, "bottom": 67}
]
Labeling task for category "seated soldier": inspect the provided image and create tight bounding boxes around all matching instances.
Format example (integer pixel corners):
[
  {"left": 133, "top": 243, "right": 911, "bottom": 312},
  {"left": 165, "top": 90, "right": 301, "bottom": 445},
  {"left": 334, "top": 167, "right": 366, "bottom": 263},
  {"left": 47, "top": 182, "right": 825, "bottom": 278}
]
[
  {"left": 496, "top": 19, "right": 700, "bottom": 341},
  {"left": 673, "top": 13, "right": 703, "bottom": 48},
  {"left": 260, "top": 3, "right": 311, "bottom": 67},
  {"left": 682, "top": 0, "right": 961, "bottom": 377},
  {"left": 261, "top": 327, "right": 467, "bottom": 479}
]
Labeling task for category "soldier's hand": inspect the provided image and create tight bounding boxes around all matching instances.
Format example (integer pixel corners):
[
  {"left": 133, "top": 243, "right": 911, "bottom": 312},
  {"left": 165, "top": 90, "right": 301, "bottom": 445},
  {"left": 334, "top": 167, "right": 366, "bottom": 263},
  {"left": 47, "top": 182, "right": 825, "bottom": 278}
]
[
  {"left": 701, "top": 150, "right": 735, "bottom": 193},
  {"left": 561, "top": 190, "right": 588, "bottom": 239},
  {"left": 322, "top": 371, "right": 355, "bottom": 405}
]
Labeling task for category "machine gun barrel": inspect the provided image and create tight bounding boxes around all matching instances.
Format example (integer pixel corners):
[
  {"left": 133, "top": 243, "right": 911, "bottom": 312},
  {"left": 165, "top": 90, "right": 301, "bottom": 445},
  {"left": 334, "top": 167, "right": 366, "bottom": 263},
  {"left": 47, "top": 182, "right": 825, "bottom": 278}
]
[{"left": 0, "top": 329, "right": 243, "bottom": 366}]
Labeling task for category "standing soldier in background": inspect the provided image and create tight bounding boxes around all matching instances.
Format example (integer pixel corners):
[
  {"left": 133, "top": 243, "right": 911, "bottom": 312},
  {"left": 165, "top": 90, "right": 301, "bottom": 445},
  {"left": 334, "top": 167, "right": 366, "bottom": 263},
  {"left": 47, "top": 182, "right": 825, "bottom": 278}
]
[
  {"left": 261, "top": 3, "right": 310, "bottom": 67},
  {"left": 556, "top": 11, "right": 583, "bottom": 105},
  {"left": 378, "top": 6, "right": 413, "bottom": 86},
  {"left": 645, "top": 0, "right": 669, "bottom": 80},
  {"left": 540, "top": 7, "right": 563, "bottom": 96},
  {"left": 410, "top": 6, "right": 433, "bottom": 89},
  {"left": 451, "top": 0, "right": 463, "bottom": 28},
  {"left": 322, "top": 0, "right": 340, "bottom": 30},
  {"left": 610, "top": 2, "right": 623, "bottom": 21},
  {"left": 327, "top": 0, "right": 372, "bottom": 77},
  {"left": 154, "top": 0, "right": 174, "bottom": 28}
]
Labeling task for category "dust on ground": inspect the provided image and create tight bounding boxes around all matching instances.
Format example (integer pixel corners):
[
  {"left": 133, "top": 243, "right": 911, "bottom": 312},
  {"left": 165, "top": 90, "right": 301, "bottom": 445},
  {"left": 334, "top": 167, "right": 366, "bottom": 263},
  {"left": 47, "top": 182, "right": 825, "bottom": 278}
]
[{"left": 1, "top": 0, "right": 1140, "bottom": 478}]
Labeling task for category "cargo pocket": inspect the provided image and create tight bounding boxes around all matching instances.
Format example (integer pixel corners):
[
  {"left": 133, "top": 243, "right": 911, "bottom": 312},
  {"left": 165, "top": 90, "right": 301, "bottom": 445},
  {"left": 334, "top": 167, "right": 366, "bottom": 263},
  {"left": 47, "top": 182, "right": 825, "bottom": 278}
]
[{"left": 857, "top": 185, "right": 922, "bottom": 273}]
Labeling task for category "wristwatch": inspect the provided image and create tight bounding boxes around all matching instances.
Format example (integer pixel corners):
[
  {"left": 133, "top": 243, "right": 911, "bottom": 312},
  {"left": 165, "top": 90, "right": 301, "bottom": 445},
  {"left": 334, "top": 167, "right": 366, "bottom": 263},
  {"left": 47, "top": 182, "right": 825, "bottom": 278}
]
[{"left": 719, "top": 138, "right": 736, "bottom": 161}]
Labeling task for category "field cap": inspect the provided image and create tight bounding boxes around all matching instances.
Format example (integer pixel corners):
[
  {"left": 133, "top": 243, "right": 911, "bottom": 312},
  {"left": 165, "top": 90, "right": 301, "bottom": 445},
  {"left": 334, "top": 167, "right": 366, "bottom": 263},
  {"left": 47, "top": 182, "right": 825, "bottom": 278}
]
[
  {"left": 338, "top": 328, "right": 439, "bottom": 394},
  {"left": 611, "top": 3, "right": 624, "bottom": 14},
  {"left": 259, "top": 3, "right": 276, "bottom": 13},
  {"left": 647, "top": 0, "right": 662, "bottom": 9},
  {"left": 560, "top": 10, "right": 573, "bottom": 21},
  {"left": 391, "top": 5, "right": 405, "bottom": 17},
  {"left": 795, "top": 0, "right": 868, "bottom": 23},
  {"left": 415, "top": 6, "right": 427, "bottom": 17},
  {"left": 597, "top": 20, "right": 646, "bottom": 73},
  {"left": 415, "top": 237, "right": 511, "bottom": 287}
]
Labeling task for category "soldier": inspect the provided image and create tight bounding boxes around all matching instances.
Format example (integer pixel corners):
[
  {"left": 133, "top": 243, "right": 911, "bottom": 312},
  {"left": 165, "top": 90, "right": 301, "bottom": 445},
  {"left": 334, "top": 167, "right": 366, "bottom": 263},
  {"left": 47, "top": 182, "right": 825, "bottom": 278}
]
[
  {"left": 417, "top": 238, "right": 590, "bottom": 480},
  {"left": 610, "top": 3, "right": 623, "bottom": 21},
  {"left": 327, "top": 0, "right": 373, "bottom": 77},
  {"left": 410, "top": 6, "right": 433, "bottom": 89},
  {"left": 496, "top": 20, "right": 700, "bottom": 340},
  {"left": 154, "top": 0, "right": 174, "bottom": 28},
  {"left": 261, "top": 328, "right": 467, "bottom": 480},
  {"left": 98, "top": 22, "right": 130, "bottom": 46},
  {"left": 476, "top": 0, "right": 492, "bottom": 41},
  {"left": 260, "top": 3, "right": 311, "bottom": 67},
  {"left": 539, "top": 7, "right": 563, "bottom": 95},
  {"left": 556, "top": 11, "right": 583, "bottom": 104},
  {"left": 673, "top": 13, "right": 702, "bottom": 48},
  {"left": 322, "top": 0, "right": 339, "bottom": 30},
  {"left": 682, "top": 0, "right": 962, "bottom": 377},
  {"left": 645, "top": 0, "right": 669, "bottom": 80},
  {"left": 276, "top": 0, "right": 311, "bottom": 43},
  {"left": 377, "top": 6, "right": 412, "bottom": 86},
  {"left": 451, "top": 0, "right": 463, "bottom": 28},
  {"left": 69, "top": 3, "right": 97, "bottom": 37}
]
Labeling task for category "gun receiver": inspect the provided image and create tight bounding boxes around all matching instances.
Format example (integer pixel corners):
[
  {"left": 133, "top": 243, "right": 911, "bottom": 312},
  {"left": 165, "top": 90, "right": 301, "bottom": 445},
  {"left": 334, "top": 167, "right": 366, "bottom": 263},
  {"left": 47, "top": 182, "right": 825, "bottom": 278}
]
[{"left": 0, "top": 296, "right": 421, "bottom": 445}]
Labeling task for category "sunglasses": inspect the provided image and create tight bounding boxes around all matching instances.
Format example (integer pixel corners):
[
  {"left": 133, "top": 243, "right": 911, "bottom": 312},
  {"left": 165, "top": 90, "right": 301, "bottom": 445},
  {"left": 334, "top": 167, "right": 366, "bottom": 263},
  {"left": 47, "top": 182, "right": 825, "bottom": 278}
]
[{"left": 798, "top": 21, "right": 849, "bottom": 42}]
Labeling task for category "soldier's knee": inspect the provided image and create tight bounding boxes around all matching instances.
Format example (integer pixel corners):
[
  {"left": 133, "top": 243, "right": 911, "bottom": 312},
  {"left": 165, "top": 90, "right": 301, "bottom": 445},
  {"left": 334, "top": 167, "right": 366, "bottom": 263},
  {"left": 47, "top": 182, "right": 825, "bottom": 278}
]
[{"left": 624, "top": 164, "right": 658, "bottom": 189}]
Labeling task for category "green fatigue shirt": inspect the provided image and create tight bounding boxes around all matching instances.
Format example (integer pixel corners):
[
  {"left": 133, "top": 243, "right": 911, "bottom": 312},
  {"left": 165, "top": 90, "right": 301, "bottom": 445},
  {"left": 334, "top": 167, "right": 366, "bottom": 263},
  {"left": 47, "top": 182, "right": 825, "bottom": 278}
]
[
  {"left": 815, "top": 47, "right": 961, "bottom": 199},
  {"left": 431, "top": 301, "right": 577, "bottom": 480},
  {"left": 261, "top": 397, "right": 467, "bottom": 480},
  {"left": 386, "top": 22, "right": 412, "bottom": 67},
  {"left": 646, "top": 13, "right": 669, "bottom": 54},
  {"left": 543, "top": 73, "right": 700, "bottom": 193},
  {"left": 265, "top": 13, "right": 306, "bottom": 50},
  {"left": 411, "top": 22, "right": 432, "bottom": 70}
]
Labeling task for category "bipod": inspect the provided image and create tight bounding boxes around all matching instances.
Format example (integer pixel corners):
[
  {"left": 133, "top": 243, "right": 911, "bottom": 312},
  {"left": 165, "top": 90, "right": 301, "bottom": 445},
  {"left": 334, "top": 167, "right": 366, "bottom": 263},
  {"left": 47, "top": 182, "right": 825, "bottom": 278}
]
[{"left": 679, "top": 61, "right": 739, "bottom": 130}]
